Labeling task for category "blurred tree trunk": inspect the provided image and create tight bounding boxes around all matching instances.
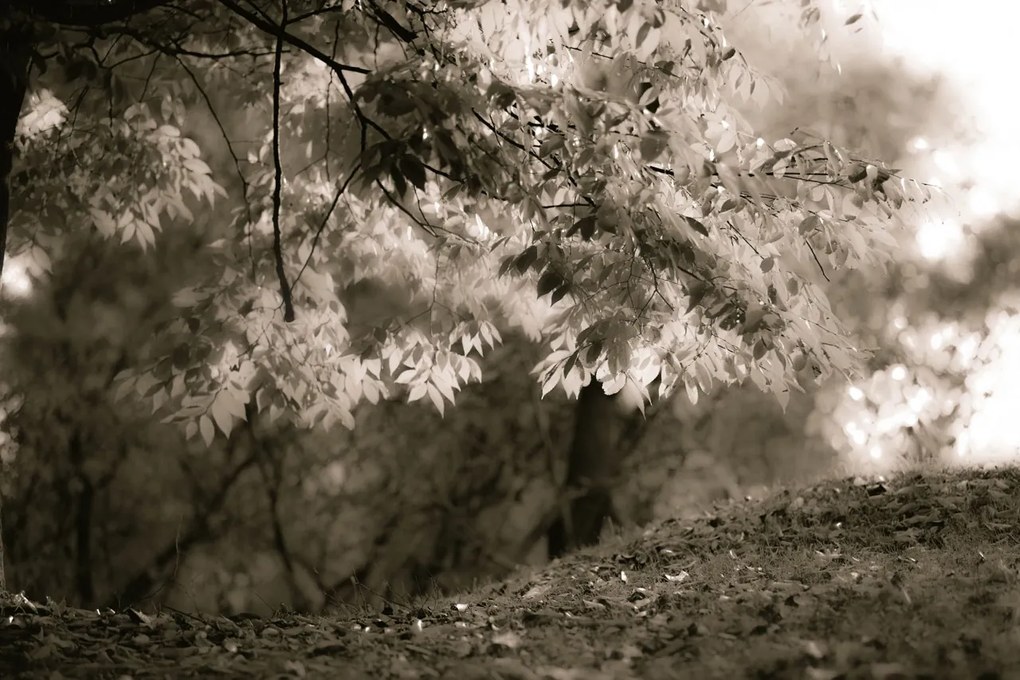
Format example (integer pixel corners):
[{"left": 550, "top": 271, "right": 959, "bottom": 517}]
[
  {"left": 547, "top": 382, "right": 632, "bottom": 558},
  {"left": 0, "top": 19, "right": 33, "bottom": 593}
]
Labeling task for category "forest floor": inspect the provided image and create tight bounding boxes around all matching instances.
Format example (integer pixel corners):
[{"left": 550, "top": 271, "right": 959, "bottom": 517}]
[{"left": 3, "top": 465, "right": 1020, "bottom": 679}]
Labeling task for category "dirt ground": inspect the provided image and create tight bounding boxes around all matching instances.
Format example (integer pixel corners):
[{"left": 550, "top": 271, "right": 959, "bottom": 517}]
[{"left": 3, "top": 465, "right": 1019, "bottom": 679}]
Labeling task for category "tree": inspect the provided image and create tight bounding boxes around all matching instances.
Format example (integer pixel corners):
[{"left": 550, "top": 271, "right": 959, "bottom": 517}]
[{"left": 0, "top": 0, "right": 929, "bottom": 590}]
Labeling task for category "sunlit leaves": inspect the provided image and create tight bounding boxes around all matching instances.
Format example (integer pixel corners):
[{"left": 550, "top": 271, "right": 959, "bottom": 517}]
[
  {"left": 13, "top": 96, "right": 224, "bottom": 257},
  {"left": 7, "top": 0, "right": 924, "bottom": 444}
]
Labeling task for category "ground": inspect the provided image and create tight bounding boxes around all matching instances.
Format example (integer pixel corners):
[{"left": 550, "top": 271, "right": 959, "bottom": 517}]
[{"left": 3, "top": 466, "right": 1019, "bottom": 679}]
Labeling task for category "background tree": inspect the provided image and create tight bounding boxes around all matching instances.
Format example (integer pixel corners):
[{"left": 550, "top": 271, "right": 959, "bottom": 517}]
[{"left": 0, "top": 0, "right": 926, "bottom": 602}]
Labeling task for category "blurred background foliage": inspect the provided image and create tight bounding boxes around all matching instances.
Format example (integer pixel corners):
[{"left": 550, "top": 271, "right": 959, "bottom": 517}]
[{"left": 3, "top": 0, "right": 1018, "bottom": 615}]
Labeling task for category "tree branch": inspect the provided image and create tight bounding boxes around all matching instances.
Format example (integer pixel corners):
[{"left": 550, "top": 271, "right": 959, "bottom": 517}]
[
  {"left": 14, "top": 0, "right": 169, "bottom": 27},
  {"left": 367, "top": 0, "right": 418, "bottom": 43},
  {"left": 270, "top": 1, "right": 295, "bottom": 323},
  {"left": 216, "top": 0, "right": 370, "bottom": 75}
]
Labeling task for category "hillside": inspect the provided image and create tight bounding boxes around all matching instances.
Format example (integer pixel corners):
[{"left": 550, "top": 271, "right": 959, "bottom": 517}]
[{"left": 3, "top": 466, "right": 1019, "bottom": 679}]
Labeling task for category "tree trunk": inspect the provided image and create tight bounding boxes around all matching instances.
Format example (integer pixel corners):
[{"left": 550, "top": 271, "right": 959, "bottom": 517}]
[
  {"left": 547, "top": 382, "right": 633, "bottom": 558},
  {"left": 0, "top": 19, "right": 33, "bottom": 594}
]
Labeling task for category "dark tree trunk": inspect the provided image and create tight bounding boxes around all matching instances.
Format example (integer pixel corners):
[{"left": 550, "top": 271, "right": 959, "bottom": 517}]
[
  {"left": 69, "top": 432, "right": 97, "bottom": 605},
  {"left": 0, "top": 19, "right": 33, "bottom": 594},
  {"left": 548, "top": 382, "right": 632, "bottom": 558}
]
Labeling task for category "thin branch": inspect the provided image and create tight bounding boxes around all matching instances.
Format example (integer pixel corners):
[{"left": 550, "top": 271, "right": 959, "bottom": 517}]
[
  {"left": 105, "top": 24, "right": 276, "bottom": 60},
  {"left": 293, "top": 162, "right": 361, "bottom": 287},
  {"left": 374, "top": 178, "right": 436, "bottom": 237},
  {"left": 270, "top": 0, "right": 295, "bottom": 322},
  {"left": 174, "top": 56, "right": 252, "bottom": 227},
  {"left": 805, "top": 240, "right": 831, "bottom": 282},
  {"left": 217, "top": 0, "right": 370, "bottom": 75}
]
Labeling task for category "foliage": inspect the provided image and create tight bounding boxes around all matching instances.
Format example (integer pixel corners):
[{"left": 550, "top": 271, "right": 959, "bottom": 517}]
[
  {"left": 7, "top": 0, "right": 928, "bottom": 447},
  {"left": 0, "top": 232, "right": 572, "bottom": 608},
  {"left": 1, "top": 0, "right": 951, "bottom": 612}
]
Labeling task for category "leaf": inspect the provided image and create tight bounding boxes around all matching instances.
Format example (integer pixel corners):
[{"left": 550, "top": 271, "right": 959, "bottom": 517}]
[
  {"left": 541, "top": 371, "right": 560, "bottom": 398},
  {"left": 845, "top": 12, "right": 862, "bottom": 25},
  {"left": 515, "top": 245, "right": 539, "bottom": 273},
  {"left": 120, "top": 221, "right": 135, "bottom": 244},
  {"left": 848, "top": 164, "right": 868, "bottom": 183},
  {"left": 637, "top": 82, "right": 659, "bottom": 107},
  {"left": 568, "top": 215, "right": 597, "bottom": 240},
  {"left": 741, "top": 308, "right": 767, "bottom": 334},
  {"left": 640, "top": 131, "right": 670, "bottom": 162},
  {"left": 720, "top": 197, "right": 741, "bottom": 212},
  {"left": 390, "top": 167, "right": 407, "bottom": 196},
  {"left": 479, "top": 320, "right": 501, "bottom": 347},
  {"left": 199, "top": 415, "right": 215, "bottom": 447},
  {"left": 760, "top": 256, "right": 775, "bottom": 273},
  {"left": 211, "top": 393, "right": 236, "bottom": 438},
  {"left": 774, "top": 138, "right": 797, "bottom": 152},
  {"left": 90, "top": 208, "right": 116, "bottom": 237},
  {"left": 171, "top": 344, "right": 190, "bottom": 370},
  {"left": 634, "top": 22, "right": 651, "bottom": 50},
  {"left": 564, "top": 94, "right": 593, "bottom": 134},
  {"left": 114, "top": 376, "right": 136, "bottom": 402},
  {"left": 408, "top": 383, "right": 427, "bottom": 402},
  {"left": 539, "top": 135, "right": 565, "bottom": 157},
  {"left": 602, "top": 373, "right": 627, "bottom": 396},
  {"left": 180, "top": 137, "right": 201, "bottom": 157},
  {"left": 721, "top": 46, "right": 736, "bottom": 61},
  {"left": 635, "top": 25, "right": 661, "bottom": 61},
  {"left": 184, "top": 157, "right": 211, "bottom": 175},
  {"left": 399, "top": 155, "right": 426, "bottom": 190},
  {"left": 685, "top": 378, "right": 699, "bottom": 405},
  {"left": 432, "top": 372, "right": 457, "bottom": 403},
  {"left": 798, "top": 215, "right": 821, "bottom": 235},
  {"left": 537, "top": 271, "right": 561, "bottom": 297},
  {"left": 427, "top": 384, "right": 446, "bottom": 416},
  {"left": 395, "top": 368, "right": 418, "bottom": 384},
  {"left": 684, "top": 216, "right": 709, "bottom": 237},
  {"left": 498, "top": 255, "right": 516, "bottom": 277},
  {"left": 686, "top": 281, "right": 710, "bottom": 312}
]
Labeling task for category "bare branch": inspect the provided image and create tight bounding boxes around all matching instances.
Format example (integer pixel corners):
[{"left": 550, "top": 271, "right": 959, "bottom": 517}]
[{"left": 270, "top": 0, "right": 295, "bottom": 323}]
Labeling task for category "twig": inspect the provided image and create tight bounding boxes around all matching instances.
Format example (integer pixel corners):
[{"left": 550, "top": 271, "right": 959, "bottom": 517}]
[{"left": 805, "top": 240, "right": 831, "bottom": 282}]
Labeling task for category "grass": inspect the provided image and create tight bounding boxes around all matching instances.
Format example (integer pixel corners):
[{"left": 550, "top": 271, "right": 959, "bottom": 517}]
[{"left": 3, "top": 465, "right": 1019, "bottom": 678}]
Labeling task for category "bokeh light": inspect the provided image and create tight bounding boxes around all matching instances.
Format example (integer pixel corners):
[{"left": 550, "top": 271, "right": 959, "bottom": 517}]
[{"left": 1, "top": 257, "right": 33, "bottom": 298}]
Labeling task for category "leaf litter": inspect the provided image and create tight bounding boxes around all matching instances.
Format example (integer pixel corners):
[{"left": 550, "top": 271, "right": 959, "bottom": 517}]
[{"left": 3, "top": 466, "right": 1020, "bottom": 678}]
